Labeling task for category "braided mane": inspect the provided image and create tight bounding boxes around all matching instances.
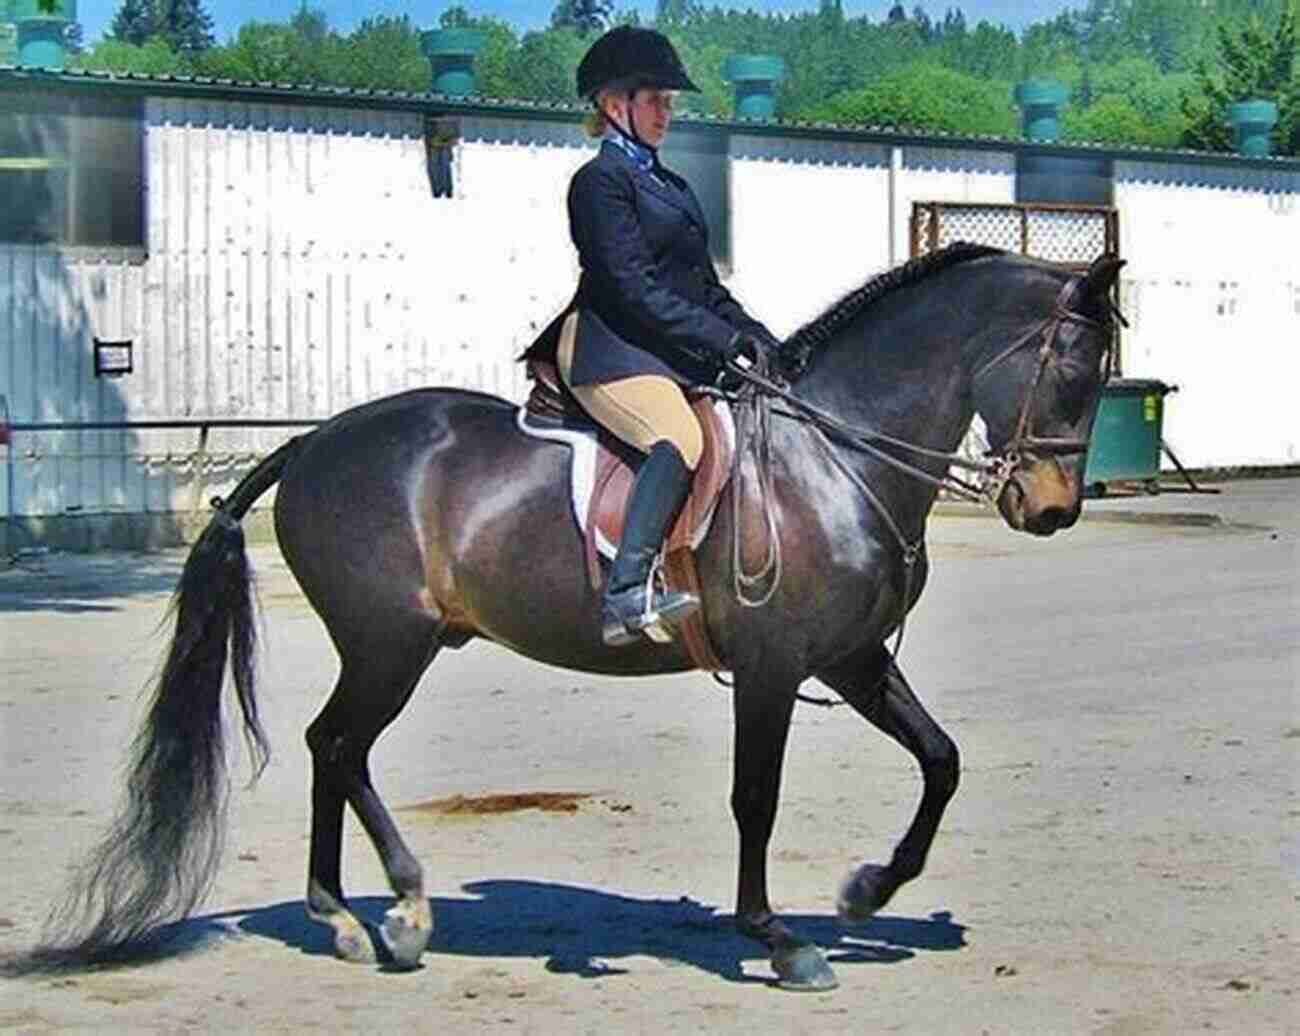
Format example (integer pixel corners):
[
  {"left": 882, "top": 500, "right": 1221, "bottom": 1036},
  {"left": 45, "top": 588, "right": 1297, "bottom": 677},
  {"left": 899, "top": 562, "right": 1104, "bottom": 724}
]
[{"left": 778, "top": 242, "right": 1004, "bottom": 378}]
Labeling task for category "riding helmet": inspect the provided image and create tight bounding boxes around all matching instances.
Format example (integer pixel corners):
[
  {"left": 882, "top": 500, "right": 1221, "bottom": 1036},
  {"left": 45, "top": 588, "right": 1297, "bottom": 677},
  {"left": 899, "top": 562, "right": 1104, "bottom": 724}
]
[{"left": 576, "top": 26, "right": 699, "bottom": 99}]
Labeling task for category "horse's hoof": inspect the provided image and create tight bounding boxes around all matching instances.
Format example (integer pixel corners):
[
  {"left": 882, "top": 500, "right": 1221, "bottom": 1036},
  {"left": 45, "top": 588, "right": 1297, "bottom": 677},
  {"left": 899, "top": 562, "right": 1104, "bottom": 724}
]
[
  {"left": 333, "top": 921, "right": 377, "bottom": 964},
  {"left": 837, "top": 863, "right": 892, "bottom": 924},
  {"left": 772, "top": 944, "right": 838, "bottom": 992},
  {"left": 307, "top": 896, "right": 377, "bottom": 963},
  {"left": 381, "top": 899, "right": 432, "bottom": 970}
]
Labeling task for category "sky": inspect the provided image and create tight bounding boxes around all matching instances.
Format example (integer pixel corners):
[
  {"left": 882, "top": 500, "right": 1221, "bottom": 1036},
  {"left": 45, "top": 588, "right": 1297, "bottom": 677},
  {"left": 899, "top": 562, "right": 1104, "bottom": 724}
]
[{"left": 72, "top": 1, "right": 1082, "bottom": 48}]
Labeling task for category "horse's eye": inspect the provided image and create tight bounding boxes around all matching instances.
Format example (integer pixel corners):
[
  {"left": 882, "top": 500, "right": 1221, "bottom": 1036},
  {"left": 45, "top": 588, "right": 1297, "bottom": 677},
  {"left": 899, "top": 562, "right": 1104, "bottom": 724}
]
[{"left": 1051, "top": 359, "right": 1096, "bottom": 422}]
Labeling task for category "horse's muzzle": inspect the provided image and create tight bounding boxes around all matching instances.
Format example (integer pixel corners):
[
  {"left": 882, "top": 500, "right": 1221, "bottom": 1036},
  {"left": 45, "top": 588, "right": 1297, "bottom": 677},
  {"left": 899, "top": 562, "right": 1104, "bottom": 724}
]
[{"left": 997, "top": 457, "right": 1082, "bottom": 536}]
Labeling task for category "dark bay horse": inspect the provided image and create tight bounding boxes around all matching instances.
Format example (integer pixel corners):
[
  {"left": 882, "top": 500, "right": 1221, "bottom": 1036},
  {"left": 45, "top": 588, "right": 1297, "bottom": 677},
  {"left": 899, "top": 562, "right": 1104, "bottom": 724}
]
[{"left": 28, "top": 244, "right": 1123, "bottom": 991}]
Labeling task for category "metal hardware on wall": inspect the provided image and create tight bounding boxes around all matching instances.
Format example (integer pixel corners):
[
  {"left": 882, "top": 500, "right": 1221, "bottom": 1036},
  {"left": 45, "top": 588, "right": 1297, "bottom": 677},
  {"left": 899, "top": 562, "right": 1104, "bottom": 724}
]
[
  {"left": 425, "top": 116, "right": 460, "bottom": 200},
  {"left": 93, "top": 337, "right": 133, "bottom": 377}
]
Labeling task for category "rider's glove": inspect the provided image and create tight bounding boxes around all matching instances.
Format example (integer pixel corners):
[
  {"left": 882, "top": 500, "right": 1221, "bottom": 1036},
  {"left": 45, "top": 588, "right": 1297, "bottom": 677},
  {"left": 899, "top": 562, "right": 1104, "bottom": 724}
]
[{"left": 716, "top": 333, "right": 761, "bottom": 392}]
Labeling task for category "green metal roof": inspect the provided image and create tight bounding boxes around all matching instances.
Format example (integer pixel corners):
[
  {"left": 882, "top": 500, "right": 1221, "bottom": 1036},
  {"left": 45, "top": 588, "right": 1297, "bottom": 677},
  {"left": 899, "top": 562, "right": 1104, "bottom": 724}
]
[{"left": 3, "top": 63, "right": 1298, "bottom": 172}]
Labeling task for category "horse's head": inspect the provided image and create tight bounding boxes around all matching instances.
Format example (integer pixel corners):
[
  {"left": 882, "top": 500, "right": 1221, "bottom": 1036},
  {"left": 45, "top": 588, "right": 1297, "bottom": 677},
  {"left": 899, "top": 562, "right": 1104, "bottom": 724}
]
[{"left": 972, "top": 255, "right": 1126, "bottom": 536}]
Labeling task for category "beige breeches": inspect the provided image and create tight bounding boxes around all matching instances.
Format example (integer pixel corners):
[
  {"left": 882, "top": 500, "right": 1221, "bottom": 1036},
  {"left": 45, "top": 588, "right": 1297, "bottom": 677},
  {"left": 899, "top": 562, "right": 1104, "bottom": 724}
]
[{"left": 557, "top": 313, "right": 704, "bottom": 471}]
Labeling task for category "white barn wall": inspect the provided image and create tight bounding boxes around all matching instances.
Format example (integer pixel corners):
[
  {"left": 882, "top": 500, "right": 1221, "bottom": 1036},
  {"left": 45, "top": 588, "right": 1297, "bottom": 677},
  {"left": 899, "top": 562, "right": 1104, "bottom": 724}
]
[
  {"left": 728, "top": 136, "right": 893, "bottom": 336},
  {"left": 1114, "top": 160, "right": 1300, "bottom": 467},
  {"left": 727, "top": 140, "right": 1016, "bottom": 338}
]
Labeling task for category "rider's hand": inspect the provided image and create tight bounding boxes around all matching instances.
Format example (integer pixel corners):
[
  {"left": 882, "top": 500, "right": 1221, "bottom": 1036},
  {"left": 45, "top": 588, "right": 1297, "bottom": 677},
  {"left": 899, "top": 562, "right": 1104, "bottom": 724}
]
[
  {"left": 715, "top": 347, "right": 755, "bottom": 393},
  {"left": 727, "top": 332, "right": 762, "bottom": 367}
]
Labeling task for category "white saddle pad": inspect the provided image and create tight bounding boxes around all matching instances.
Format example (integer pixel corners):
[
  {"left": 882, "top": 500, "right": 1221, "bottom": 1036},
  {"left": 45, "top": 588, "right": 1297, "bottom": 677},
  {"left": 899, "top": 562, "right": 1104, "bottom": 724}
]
[{"left": 515, "top": 403, "right": 734, "bottom": 559}]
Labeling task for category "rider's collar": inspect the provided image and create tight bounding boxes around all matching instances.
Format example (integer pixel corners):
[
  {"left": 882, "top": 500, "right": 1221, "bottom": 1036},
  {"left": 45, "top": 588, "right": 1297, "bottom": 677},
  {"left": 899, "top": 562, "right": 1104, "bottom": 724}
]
[{"left": 603, "top": 124, "right": 657, "bottom": 173}]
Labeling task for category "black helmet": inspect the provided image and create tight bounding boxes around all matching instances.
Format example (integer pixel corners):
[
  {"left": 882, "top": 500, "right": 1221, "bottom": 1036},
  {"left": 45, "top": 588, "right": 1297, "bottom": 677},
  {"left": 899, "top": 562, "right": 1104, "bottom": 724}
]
[{"left": 576, "top": 26, "right": 699, "bottom": 99}]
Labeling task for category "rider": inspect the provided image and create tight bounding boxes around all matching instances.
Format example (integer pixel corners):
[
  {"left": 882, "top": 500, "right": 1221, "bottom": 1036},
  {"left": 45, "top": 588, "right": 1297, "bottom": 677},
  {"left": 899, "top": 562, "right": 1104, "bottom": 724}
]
[{"left": 527, "top": 26, "right": 780, "bottom": 648}]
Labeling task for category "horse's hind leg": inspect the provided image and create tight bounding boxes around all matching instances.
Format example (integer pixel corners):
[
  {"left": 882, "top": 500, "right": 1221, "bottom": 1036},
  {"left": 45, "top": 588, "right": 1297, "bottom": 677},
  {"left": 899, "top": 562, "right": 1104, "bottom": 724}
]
[
  {"left": 305, "top": 616, "right": 441, "bottom": 969},
  {"left": 816, "top": 645, "right": 960, "bottom": 922}
]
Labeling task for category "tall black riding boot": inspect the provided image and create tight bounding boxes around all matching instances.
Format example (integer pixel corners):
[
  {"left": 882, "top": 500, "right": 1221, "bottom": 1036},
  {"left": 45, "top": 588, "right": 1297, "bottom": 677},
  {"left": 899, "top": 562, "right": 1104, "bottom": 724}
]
[{"left": 602, "top": 441, "right": 701, "bottom": 647}]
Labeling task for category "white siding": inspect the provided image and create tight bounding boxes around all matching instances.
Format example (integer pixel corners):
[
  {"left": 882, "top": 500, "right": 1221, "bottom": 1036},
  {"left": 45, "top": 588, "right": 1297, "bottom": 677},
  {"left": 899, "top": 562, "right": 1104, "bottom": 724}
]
[
  {"left": 730, "top": 135, "right": 892, "bottom": 337},
  {"left": 1114, "top": 160, "right": 1300, "bottom": 467}
]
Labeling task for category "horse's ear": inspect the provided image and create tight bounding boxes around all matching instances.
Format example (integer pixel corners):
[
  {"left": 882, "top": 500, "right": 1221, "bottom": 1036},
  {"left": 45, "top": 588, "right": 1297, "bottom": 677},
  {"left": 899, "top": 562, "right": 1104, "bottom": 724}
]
[{"left": 1080, "top": 254, "right": 1125, "bottom": 301}]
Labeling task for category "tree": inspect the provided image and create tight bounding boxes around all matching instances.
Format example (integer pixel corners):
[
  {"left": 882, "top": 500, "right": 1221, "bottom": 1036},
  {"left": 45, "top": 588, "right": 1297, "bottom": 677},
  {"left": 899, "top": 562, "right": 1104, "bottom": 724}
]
[
  {"left": 887, "top": 3, "right": 908, "bottom": 23},
  {"left": 191, "top": 21, "right": 310, "bottom": 82},
  {"left": 109, "top": 0, "right": 157, "bottom": 47},
  {"left": 809, "top": 63, "right": 1018, "bottom": 137},
  {"left": 154, "top": 0, "right": 216, "bottom": 53},
  {"left": 912, "top": 5, "right": 934, "bottom": 42},
  {"left": 438, "top": 6, "right": 473, "bottom": 29},
  {"left": 107, "top": 0, "right": 216, "bottom": 53},
  {"left": 1181, "top": 6, "right": 1297, "bottom": 153},
  {"left": 291, "top": 2, "right": 329, "bottom": 46},
  {"left": 74, "top": 35, "right": 187, "bottom": 75},
  {"left": 336, "top": 15, "right": 428, "bottom": 91},
  {"left": 655, "top": 0, "right": 701, "bottom": 27},
  {"left": 508, "top": 26, "right": 590, "bottom": 101},
  {"left": 1064, "top": 93, "right": 1183, "bottom": 147},
  {"left": 550, "top": 0, "right": 612, "bottom": 34}
]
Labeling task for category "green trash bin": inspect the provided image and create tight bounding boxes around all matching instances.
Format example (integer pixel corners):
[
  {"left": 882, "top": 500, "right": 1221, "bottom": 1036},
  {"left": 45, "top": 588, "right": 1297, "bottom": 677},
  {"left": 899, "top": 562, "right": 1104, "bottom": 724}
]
[{"left": 1084, "top": 378, "right": 1175, "bottom": 489}]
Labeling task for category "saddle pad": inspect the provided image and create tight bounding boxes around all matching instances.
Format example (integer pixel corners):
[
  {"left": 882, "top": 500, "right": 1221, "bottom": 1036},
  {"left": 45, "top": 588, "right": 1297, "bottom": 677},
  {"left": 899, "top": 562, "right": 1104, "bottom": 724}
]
[{"left": 516, "top": 401, "right": 735, "bottom": 559}]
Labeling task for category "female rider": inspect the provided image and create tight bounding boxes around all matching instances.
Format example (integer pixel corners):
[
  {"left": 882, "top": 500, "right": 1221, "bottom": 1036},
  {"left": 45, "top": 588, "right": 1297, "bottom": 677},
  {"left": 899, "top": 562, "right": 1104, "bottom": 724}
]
[{"left": 527, "top": 26, "right": 780, "bottom": 648}]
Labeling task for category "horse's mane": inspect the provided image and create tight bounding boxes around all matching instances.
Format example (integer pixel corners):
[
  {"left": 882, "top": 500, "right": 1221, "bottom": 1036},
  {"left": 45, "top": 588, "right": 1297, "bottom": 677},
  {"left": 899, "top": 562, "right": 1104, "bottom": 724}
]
[{"left": 778, "top": 241, "right": 1004, "bottom": 378}]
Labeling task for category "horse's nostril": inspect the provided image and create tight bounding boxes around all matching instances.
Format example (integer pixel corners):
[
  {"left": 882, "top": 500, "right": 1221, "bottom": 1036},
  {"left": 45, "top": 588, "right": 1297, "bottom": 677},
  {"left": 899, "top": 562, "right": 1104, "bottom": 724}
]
[{"left": 1027, "top": 505, "right": 1077, "bottom": 535}]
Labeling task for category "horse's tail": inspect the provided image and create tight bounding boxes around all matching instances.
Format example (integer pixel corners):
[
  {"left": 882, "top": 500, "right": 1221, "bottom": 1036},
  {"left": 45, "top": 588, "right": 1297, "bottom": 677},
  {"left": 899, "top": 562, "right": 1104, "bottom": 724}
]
[{"left": 17, "top": 435, "right": 309, "bottom": 972}]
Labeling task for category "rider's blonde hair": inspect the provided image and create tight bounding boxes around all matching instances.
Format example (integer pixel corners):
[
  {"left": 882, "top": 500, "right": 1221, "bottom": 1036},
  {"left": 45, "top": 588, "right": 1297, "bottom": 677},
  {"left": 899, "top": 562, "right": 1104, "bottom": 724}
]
[
  {"left": 584, "top": 86, "right": 627, "bottom": 138},
  {"left": 583, "top": 106, "right": 609, "bottom": 138}
]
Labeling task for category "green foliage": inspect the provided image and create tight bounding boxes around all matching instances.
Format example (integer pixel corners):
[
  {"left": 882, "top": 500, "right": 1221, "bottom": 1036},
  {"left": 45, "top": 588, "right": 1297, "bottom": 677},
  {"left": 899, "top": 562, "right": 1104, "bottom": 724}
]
[
  {"left": 1064, "top": 93, "right": 1181, "bottom": 147},
  {"left": 107, "top": 0, "right": 214, "bottom": 53},
  {"left": 109, "top": 0, "right": 157, "bottom": 47},
  {"left": 80, "top": 0, "right": 1299, "bottom": 156},
  {"left": 1181, "top": 4, "right": 1298, "bottom": 153},
  {"left": 655, "top": 0, "right": 702, "bottom": 29},
  {"left": 550, "top": 1, "right": 611, "bottom": 34},
  {"left": 806, "top": 63, "right": 1018, "bottom": 137},
  {"left": 509, "top": 26, "right": 590, "bottom": 102},
  {"left": 74, "top": 35, "right": 187, "bottom": 75},
  {"left": 1063, "top": 56, "right": 1191, "bottom": 146}
]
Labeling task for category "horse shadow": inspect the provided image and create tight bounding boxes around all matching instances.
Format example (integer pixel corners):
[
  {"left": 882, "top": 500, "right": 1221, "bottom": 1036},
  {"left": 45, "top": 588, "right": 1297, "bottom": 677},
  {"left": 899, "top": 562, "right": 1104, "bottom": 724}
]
[{"left": 192, "top": 880, "right": 966, "bottom": 984}]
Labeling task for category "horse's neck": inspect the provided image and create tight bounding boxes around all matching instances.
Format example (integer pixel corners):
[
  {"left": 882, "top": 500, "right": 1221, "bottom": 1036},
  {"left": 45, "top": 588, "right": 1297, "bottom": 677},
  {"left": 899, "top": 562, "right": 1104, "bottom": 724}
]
[
  {"left": 800, "top": 330, "right": 974, "bottom": 457},
  {"left": 788, "top": 318, "right": 976, "bottom": 540}
]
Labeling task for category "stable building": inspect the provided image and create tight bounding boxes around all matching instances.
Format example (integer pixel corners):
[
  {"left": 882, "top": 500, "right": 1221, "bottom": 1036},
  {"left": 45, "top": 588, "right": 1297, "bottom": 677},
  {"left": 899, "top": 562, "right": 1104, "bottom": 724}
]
[{"left": 1, "top": 58, "right": 1297, "bottom": 551}]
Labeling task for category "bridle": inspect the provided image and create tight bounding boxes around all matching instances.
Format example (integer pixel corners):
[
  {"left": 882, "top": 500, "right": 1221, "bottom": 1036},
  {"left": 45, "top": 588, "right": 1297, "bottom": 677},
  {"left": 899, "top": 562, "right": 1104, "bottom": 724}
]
[
  {"left": 969, "top": 277, "right": 1117, "bottom": 507},
  {"left": 720, "top": 272, "right": 1119, "bottom": 666}
]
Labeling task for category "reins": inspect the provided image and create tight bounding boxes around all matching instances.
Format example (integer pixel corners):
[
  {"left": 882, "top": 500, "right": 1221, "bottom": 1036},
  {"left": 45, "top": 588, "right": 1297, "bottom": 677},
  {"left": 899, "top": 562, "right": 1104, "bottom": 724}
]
[{"left": 714, "top": 274, "right": 1119, "bottom": 685}]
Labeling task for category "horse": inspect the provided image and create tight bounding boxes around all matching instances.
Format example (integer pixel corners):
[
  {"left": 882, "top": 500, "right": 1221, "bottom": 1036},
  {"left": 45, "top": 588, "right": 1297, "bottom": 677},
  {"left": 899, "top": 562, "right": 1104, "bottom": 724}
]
[{"left": 24, "top": 243, "right": 1123, "bottom": 991}]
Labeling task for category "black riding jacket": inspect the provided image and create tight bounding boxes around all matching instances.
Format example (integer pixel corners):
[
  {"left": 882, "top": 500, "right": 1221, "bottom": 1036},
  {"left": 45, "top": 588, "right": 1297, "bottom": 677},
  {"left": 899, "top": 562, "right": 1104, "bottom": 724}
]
[{"left": 527, "top": 138, "right": 772, "bottom": 386}]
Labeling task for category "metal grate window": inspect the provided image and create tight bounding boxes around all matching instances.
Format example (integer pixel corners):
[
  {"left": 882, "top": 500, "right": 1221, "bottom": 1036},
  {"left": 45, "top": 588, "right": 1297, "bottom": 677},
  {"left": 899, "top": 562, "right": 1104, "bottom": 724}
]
[{"left": 911, "top": 201, "right": 1118, "bottom": 270}]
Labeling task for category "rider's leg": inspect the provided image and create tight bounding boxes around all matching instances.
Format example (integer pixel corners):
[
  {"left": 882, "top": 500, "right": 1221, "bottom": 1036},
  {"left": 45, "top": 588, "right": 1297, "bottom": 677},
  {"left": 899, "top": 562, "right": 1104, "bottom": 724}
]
[
  {"left": 557, "top": 316, "right": 704, "bottom": 645},
  {"left": 598, "top": 439, "right": 700, "bottom": 645}
]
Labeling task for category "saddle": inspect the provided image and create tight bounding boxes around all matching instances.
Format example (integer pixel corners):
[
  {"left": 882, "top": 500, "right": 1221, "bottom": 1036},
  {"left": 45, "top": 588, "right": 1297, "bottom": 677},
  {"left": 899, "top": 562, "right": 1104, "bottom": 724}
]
[{"left": 519, "top": 360, "right": 733, "bottom": 671}]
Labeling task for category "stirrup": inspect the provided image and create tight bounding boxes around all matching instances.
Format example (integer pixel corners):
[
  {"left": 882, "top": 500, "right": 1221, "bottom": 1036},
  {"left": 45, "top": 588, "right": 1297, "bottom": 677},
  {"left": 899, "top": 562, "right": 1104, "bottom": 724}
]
[{"left": 601, "top": 580, "right": 700, "bottom": 647}]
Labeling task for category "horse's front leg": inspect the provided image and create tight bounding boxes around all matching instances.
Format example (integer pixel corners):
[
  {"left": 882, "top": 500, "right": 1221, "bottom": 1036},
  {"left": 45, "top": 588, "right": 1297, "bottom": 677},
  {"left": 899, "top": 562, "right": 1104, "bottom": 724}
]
[
  {"left": 730, "top": 671, "right": 838, "bottom": 991},
  {"left": 817, "top": 644, "right": 960, "bottom": 921}
]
